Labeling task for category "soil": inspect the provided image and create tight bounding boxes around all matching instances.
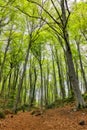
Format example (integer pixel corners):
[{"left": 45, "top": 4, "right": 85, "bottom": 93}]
[{"left": 0, "top": 105, "right": 87, "bottom": 130}]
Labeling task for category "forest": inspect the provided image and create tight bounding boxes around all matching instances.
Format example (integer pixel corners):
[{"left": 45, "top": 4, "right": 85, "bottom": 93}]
[{"left": 0, "top": 0, "right": 87, "bottom": 130}]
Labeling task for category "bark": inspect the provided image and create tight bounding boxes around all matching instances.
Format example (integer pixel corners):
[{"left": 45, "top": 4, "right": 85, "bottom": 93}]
[
  {"left": 29, "top": 57, "right": 37, "bottom": 108},
  {"left": 74, "top": 57, "right": 79, "bottom": 81},
  {"left": 8, "top": 63, "right": 13, "bottom": 97},
  {"left": 45, "top": 63, "right": 49, "bottom": 106},
  {"left": 39, "top": 61, "right": 43, "bottom": 109},
  {"left": 44, "top": 74, "right": 47, "bottom": 106},
  {"left": 55, "top": 47, "right": 65, "bottom": 99},
  {"left": 29, "top": 55, "right": 33, "bottom": 108},
  {"left": 31, "top": 66, "right": 37, "bottom": 106},
  {"left": 0, "top": 77, "right": 7, "bottom": 96},
  {"left": 13, "top": 66, "right": 19, "bottom": 90},
  {"left": 10, "top": 66, "right": 19, "bottom": 104},
  {"left": 22, "top": 71, "right": 26, "bottom": 105},
  {"left": 51, "top": 46, "right": 58, "bottom": 101}
]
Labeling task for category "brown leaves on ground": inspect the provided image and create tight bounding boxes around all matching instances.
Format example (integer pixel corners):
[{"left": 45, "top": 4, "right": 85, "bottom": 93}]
[{"left": 0, "top": 105, "right": 87, "bottom": 130}]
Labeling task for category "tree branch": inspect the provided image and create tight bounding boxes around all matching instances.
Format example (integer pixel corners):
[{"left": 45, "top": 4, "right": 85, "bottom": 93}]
[
  {"left": 50, "top": 0, "right": 63, "bottom": 24},
  {"left": 27, "top": 0, "right": 61, "bottom": 26},
  {"left": 15, "top": 6, "right": 63, "bottom": 38}
]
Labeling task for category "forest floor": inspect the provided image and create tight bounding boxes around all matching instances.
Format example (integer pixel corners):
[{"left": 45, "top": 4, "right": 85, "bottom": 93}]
[{"left": 0, "top": 104, "right": 87, "bottom": 130}]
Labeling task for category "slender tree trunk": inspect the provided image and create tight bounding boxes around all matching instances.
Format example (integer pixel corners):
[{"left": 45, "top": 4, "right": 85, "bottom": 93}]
[
  {"left": 39, "top": 62, "right": 43, "bottom": 109},
  {"left": 13, "top": 66, "right": 19, "bottom": 90},
  {"left": 0, "top": 77, "right": 7, "bottom": 97},
  {"left": 29, "top": 56, "right": 37, "bottom": 108},
  {"left": 55, "top": 47, "right": 65, "bottom": 99},
  {"left": 23, "top": 72, "right": 27, "bottom": 105},
  {"left": 8, "top": 64, "right": 13, "bottom": 97},
  {"left": 44, "top": 74, "right": 46, "bottom": 106},
  {"left": 45, "top": 62, "right": 49, "bottom": 106},
  {"left": 11, "top": 66, "right": 19, "bottom": 104},
  {"left": 74, "top": 57, "right": 79, "bottom": 81},
  {"left": 51, "top": 46, "right": 58, "bottom": 101},
  {"left": 30, "top": 66, "right": 37, "bottom": 107},
  {"left": 29, "top": 55, "right": 33, "bottom": 109}
]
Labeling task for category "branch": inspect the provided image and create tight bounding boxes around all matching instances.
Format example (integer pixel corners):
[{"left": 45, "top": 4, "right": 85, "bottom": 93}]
[
  {"left": 15, "top": 6, "right": 63, "bottom": 38},
  {"left": 65, "top": 0, "right": 70, "bottom": 15},
  {"left": 27, "top": 0, "right": 61, "bottom": 26},
  {"left": 64, "top": 0, "right": 71, "bottom": 28},
  {"left": 50, "top": 0, "right": 63, "bottom": 24},
  {"left": 64, "top": 12, "right": 70, "bottom": 29}
]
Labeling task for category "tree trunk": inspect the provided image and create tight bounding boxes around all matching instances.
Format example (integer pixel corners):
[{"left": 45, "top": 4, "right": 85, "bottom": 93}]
[
  {"left": 45, "top": 62, "right": 49, "bottom": 106},
  {"left": 39, "top": 62, "right": 43, "bottom": 109},
  {"left": 61, "top": 0, "right": 85, "bottom": 108},
  {"left": 8, "top": 63, "right": 13, "bottom": 97},
  {"left": 30, "top": 66, "right": 37, "bottom": 106},
  {"left": 55, "top": 47, "right": 65, "bottom": 99},
  {"left": 23, "top": 72, "right": 27, "bottom": 105},
  {"left": 51, "top": 45, "right": 58, "bottom": 101}
]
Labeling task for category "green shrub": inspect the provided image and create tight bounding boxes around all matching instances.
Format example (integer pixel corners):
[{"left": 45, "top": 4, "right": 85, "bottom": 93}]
[
  {"left": 0, "top": 111, "right": 5, "bottom": 119},
  {"left": 82, "top": 93, "right": 87, "bottom": 101},
  {"left": 63, "top": 97, "right": 75, "bottom": 103}
]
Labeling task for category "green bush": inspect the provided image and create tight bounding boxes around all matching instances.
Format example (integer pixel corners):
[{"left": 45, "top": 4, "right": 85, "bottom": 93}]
[
  {"left": 0, "top": 111, "right": 5, "bottom": 119},
  {"left": 63, "top": 96, "right": 75, "bottom": 103}
]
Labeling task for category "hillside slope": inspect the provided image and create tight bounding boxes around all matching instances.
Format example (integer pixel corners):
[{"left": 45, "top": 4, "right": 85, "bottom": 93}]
[{"left": 0, "top": 105, "right": 87, "bottom": 130}]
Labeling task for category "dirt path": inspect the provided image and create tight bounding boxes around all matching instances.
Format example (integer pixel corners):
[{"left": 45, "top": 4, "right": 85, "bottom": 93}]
[{"left": 0, "top": 106, "right": 87, "bottom": 130}]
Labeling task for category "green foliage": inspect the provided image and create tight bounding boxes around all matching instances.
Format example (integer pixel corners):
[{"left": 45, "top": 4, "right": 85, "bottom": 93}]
[
  {"left": 82, "top": 93, "right": 87, "bottom": 101},
  {"left": 46, "top": 97, "right": 75, "bottom": 109},
  {"left": 69, "top": 2, "right": 87, "bottom": 39},
  {"left": 63, "top": 97, "right": 75, "bottom": 103},
  {"left": 0, "top": 111, "right": 5, "bottom": 119},
  {"left": 46, "top": 99, "right": 63, "bottom": 109}
]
